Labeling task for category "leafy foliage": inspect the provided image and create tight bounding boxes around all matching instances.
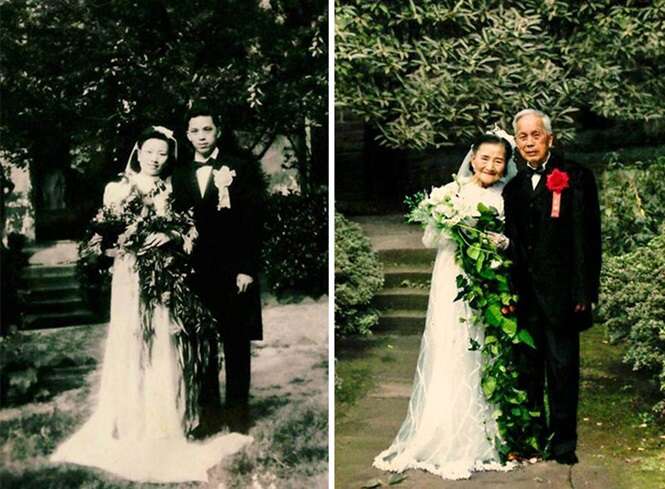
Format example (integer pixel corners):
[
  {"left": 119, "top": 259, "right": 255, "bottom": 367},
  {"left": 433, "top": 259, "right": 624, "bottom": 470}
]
[
  {"left": 336, "top": 0, "right": 665, "bottom": 149},
  {"left": 599, "top": 155, "right": 665, "bottom": 256},
  {"left": 407, "top": 186, "right": 541, "bottom": 459},
  {"left": 334, "top": 213, "right": 384, "bottom": 336},
  {"left": 262, "top": 188, "right": 328, "bottom": 298},
  {"left": 598, "top": 232, "right": 665, "bottom": 417},
  {"left": 0, "top": 0, "right": 327, "bottom": 181}
]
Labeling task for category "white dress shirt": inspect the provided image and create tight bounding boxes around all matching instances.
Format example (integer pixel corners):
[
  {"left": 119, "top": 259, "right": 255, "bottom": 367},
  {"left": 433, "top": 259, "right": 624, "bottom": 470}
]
[
  {"left": 527, "top": 154, "right": 551, "bottom": 190},
  {"left": 195, "top": 147, "right": 219, "bottom": 197}
]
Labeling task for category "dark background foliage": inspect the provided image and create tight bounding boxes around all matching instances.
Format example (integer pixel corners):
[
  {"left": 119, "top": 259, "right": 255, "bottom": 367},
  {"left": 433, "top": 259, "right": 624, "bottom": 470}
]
[
  {"left": 0, "top": 0, "right": 328, "bottom": 239},
  {"left": 262, "top": 188, "right": 328, "bottom": 299}
]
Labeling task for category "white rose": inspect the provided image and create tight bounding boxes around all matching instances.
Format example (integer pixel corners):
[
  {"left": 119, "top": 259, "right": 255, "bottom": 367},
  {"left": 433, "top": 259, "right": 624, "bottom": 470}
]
[{"left": 103, "top": 180, "right": 132, "bottom": 208}]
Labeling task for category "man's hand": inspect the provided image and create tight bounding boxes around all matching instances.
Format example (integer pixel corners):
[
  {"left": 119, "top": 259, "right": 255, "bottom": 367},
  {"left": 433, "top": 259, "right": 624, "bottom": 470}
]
[
  {"left": 237, "top": 273, "right": 254, "bottom": 293},
  {"left": 574, "top": 303, "right": 587, "bottom": 313}
]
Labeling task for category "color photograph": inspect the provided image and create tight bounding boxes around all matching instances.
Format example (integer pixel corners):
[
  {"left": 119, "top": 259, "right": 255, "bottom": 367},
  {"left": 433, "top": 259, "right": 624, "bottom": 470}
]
[{"left": 335, "top": 2, "right": 665, "bottom": 488}]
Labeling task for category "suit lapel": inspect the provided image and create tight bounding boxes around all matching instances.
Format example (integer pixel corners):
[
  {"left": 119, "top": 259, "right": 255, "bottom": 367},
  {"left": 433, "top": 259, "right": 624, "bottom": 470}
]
[{"left": 187, "top": 164, "right": 204, "bottom": 202}]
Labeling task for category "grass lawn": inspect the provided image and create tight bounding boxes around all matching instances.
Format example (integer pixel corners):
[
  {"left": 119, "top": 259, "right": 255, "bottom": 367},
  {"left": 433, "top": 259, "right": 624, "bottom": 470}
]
[
  {"left": 335, "top": 325, "right": 665, "bottom": 488},
  {"left": 0, "top": 299, "right": 329, "bottom": 489}
]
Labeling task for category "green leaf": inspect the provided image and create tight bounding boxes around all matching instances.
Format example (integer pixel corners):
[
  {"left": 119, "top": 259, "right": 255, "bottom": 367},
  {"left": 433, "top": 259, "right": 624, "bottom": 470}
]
[
  {"left": 501, "top": 318, "right": 517, "bottom": 337},
  {"left": 362, "top": 479, "right": 383, "bottom": 488},
  {"left": 466, "top": 244, "right": 481, "bottom": 260},
  {"left": 485, "top": 304, "right": 503, "bottom": 326},
  {"left": 482, "top": 377, "right": 497, "bottom": 398},
  {"left": 475, "top": 252, "right": 485, "bottom": 273},
  {"left": 517, "top": 329, "right": 536, "bottom": 348},
  {"left": 388, "top": 473, "right": 408, "bottom": 485}
]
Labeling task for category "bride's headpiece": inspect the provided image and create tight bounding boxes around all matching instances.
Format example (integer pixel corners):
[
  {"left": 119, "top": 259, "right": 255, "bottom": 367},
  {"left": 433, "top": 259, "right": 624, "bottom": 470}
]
[
  {"left": 124, "top": 126, "right": 179, "bottom": 176},
  {"left": 456, "top": 124, "right": 518, "bottom": 184}
]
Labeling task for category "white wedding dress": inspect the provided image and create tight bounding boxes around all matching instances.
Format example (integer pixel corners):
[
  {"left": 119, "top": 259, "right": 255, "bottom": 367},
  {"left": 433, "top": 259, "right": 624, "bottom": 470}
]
[
  {"left": 373, "top": 179, "right": 514, "bottom": 480},
  {"left": 50, "top": 173, "right": 252, "bottom": 483}
]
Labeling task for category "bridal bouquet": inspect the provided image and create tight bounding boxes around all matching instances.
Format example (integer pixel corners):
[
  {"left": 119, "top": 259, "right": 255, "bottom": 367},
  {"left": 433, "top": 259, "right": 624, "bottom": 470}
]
[
  {"left": 80, "top": 175, "right": 214, "bottom": 425},
  {"left": 407, "top": 182, "right": 542, "bottom": 460}
]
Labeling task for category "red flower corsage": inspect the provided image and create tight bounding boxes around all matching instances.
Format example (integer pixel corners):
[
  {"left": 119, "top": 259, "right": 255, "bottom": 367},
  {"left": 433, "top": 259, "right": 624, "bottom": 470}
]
[{"left": 545, "top": 169, "right": 570, "bottom": 218}]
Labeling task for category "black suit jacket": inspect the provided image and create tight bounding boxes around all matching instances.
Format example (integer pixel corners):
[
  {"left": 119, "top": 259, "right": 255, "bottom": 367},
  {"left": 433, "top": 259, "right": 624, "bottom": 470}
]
[
  {"left": 502, "top": 153, "right": 601, "bottom": 331},
  {"left": 171, "top": 149, "right": 263, "bottom": 340}
]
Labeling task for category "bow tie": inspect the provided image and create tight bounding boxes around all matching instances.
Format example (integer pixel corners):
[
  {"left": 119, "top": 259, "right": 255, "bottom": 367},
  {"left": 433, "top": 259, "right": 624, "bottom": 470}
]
[
  {"left": 195, "top": 158, "right": 216, "bottom": 168},
  {"left": 526, "top": 165, "right": 546, "bottom": 177}
]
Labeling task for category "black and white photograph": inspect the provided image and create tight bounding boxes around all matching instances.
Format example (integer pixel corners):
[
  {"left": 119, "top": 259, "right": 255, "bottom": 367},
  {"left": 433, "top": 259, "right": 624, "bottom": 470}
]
[
  {"left": 335, "top": 2, "right": 665, "bottom": 489},
  {"left": 0, "top": 1, "right": 328, "bottom": 488}
]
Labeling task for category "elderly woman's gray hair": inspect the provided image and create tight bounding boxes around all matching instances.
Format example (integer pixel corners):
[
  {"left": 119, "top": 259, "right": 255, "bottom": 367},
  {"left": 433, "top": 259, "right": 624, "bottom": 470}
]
[{"left": 513, "top": 109, "right": 553, "bottom": 134}]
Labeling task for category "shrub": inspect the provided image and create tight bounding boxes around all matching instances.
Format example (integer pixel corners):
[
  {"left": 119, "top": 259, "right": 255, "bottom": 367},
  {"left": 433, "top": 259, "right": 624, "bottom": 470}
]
[
  {"left": 599, "top": 155, "right": 665, "bottom": 256},
  {"left": 598, "top": 231, "right": 665, "bottom": 416},
  {"left": 262, "top": 188, "right": 328, "bottom": 298},
  {"left": 0, "top": 233, "right": 28, "bottom": 336},
  {"left": 334, "top": 213, "right": 384, "bottom": 336}
]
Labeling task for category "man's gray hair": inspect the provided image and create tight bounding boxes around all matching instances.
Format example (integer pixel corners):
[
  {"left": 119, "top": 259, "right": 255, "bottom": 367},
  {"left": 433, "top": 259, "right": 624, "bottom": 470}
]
[{"left": 513, "top": 109, "right": 553, "bottom": 134}]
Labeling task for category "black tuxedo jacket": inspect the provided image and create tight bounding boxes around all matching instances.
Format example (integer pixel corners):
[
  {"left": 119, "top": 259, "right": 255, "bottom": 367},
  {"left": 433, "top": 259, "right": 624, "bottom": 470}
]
[
  {"left": 502, "top": 153, "right": 601, "bottom": 331},
  {"left": 171, "top": 149, "right": 263, "bottom": 340}
]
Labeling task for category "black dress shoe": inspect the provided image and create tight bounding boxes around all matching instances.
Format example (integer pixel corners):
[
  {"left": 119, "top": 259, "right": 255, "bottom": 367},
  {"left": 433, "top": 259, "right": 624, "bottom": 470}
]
[
  {"left": 225, "top": 405, "right": 251, "bottom": 434},
  {"left": 554, "top": 452, "right": 579, "bottom": 465}
]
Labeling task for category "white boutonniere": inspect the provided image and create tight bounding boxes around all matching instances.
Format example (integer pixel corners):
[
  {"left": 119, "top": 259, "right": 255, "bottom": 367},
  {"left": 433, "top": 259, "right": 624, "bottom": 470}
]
[{"left": 213, "top": 165, "right": 236, "bottom": 210}]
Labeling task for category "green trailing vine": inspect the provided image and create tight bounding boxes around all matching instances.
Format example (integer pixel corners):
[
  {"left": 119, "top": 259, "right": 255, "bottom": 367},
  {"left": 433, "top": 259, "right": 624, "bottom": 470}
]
[{"left": 406, "top": 184, "right": 542, "bottom": 460}]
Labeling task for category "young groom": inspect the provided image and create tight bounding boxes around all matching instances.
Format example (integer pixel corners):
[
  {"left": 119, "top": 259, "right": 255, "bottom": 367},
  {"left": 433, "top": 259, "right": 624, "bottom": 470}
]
[
  {"left": 502, "top": 109, "right": 601, "bottom": 464},
  {"left": 171, "top": 100, "right": 264, "bottom": 436}
]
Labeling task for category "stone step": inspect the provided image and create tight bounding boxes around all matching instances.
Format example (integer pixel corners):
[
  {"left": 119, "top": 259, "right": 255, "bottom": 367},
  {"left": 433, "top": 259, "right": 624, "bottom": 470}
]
[
  {"left": 378, "top": 248, "right": 436, "bottom": 267},
  {"left": 377, "top": 309, "right": 427, "bottom": 334},
  {"left": 21, "top": 264, "right": 77, "bottom": 280},
  {"left": 23, "top": 310, "right": 99, "bottom": 330},
  {"left": 374, "top": 288, "right": 429, "bottom": 311},
  {"left": 24, "top": 296, "right": 86, "bottom": 314},
  {"left": 382, "top": 265, "right": 433, "bottom": 289},
  {"left": 22, "top": 283, "right": 82, "bottom": 302}
]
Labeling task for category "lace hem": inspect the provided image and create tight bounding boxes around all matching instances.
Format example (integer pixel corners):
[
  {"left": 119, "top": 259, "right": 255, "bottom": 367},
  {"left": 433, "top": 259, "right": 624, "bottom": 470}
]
[{"left": 372, "top": 450, "right": 515, "bottom": 481}]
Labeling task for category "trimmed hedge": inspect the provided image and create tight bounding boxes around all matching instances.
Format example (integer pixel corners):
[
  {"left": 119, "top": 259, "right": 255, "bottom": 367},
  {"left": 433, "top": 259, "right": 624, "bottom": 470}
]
[{"left": 334, "top": 213, "right": 384, "bottom": 336}]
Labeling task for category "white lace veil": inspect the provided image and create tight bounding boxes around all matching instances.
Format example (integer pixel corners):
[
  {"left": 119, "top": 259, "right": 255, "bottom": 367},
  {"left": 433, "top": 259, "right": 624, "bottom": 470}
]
[
  {"left": 456, "top": 124, "right": 518, "bottom": 184},
  {"left": 124, "top": 126, "right": 179, "bottom": 176}
]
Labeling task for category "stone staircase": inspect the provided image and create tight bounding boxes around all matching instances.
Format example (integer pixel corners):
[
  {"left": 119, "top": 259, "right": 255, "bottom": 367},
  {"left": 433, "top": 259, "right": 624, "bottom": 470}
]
[
  {"left": 352, "top": 215, "right": 436, "bottom": 335},
  {"left": 374, "top": 248, "right": 435, "bottom": 334},
  {"left": 19, "top": 241, "right": 98, "bottom": 330}
]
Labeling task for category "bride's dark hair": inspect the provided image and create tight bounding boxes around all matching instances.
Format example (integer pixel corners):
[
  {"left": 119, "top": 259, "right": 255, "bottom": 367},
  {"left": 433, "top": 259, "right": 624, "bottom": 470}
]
[
  {"left": 468, "top": 133, "right": 513, "bottom": 174},
  {"left": 127, "top": 126, "right": 178, "bottom": 176}
]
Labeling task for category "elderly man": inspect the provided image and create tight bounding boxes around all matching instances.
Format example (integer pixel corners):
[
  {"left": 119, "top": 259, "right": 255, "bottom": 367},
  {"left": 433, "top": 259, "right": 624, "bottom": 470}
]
[{"left": 502, "top": 109, "right": 601, "bottom": 464}]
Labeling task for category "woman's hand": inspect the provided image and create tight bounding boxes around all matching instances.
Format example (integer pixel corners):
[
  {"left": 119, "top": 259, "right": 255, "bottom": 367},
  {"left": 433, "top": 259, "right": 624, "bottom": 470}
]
[
  {"left": 139, "top": 232, "right": 172, "bottom": 255},
  {"left": 104, "top": 248, "right": 118, "bottom": 258},
  {"left": 487, "top": 231, "right": 510, "bottom": 250}
]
